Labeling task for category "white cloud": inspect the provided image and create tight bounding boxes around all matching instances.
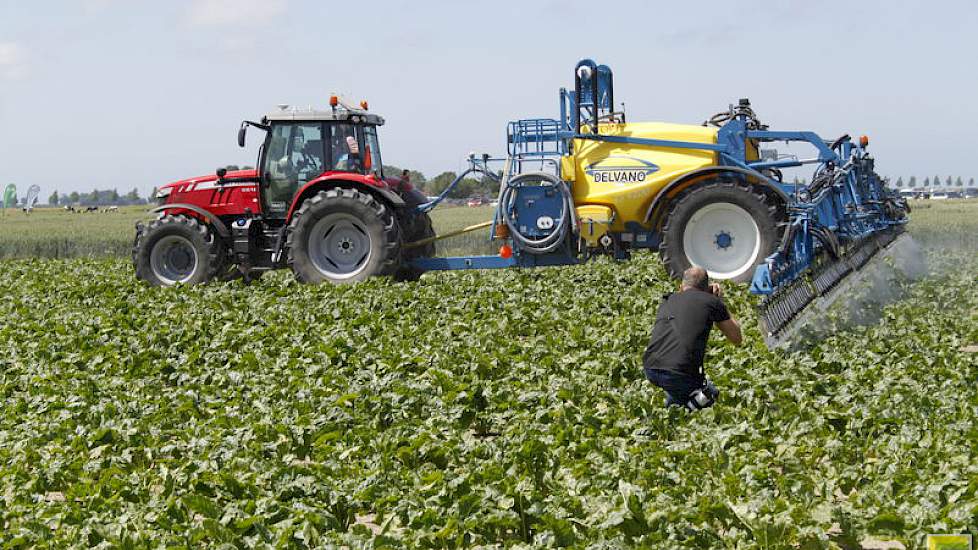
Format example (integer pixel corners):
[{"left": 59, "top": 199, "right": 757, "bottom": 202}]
[
  {"left": 0, "top": 42, "right": 26, "bottom": 80},
  {"left": 187, "top": 0, "right": 287, "bottom": 26}
]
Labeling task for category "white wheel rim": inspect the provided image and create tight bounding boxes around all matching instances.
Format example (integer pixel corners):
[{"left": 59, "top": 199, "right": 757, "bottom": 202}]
[
  {"left": 308, "top": 213, "right": 373, "bottom": 280},
  {"left": 150, "top": 235, "right": 199, "bottom": 285},
  {"left": 682, "top": 202, "right": 761, "bottom": 280}
]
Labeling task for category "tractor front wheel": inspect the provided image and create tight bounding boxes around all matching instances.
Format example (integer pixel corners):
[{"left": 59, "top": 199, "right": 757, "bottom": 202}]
[
  {"left": 133, "top": 214, "right": 226, "bottom": 286},
  {"left": 286, "top": 188, "right": 400, "bottom": 284},
  {"left": 659, "top": 179, "right": 780, "bottom": 283}
]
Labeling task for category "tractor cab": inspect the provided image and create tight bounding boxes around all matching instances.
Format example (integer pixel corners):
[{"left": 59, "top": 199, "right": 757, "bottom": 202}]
[{"left": 240, "top": 100, "right": 386, "bottom": 219}]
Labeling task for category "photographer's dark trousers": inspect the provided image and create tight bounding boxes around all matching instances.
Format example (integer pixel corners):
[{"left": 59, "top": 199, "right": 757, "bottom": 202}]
[{"left": 644, "top": 368, "right": 718, "bottom": 409}]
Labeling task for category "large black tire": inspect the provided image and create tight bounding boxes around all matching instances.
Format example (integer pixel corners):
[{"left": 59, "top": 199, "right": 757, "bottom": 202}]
[
  {"left": 133, "top": 214, "right": 226, "bottom": 286},
  {"left": 659, "top": 178, "right": 780, "bottom": 283},
  {"left": 395, "top": 211, "right": 436, "bottom": 282},
  {"left": 286, "top": 188, "right": 400, "bottom": 284}
]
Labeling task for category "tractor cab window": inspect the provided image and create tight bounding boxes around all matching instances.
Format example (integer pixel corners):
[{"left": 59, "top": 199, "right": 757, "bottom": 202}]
[
  {"left": 363, "top": 126, "right": 383, "bottom": 178},
  {"left": 330, "top": 124, "right": 362, "bottom": 173},
  {"left": 264, "top": 123, "right": 324, "bottom": 216}
]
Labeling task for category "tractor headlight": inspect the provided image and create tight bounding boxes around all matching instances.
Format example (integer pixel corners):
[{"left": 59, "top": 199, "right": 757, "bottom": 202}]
[{"left": 155, "top": 187, "right": 171, "bottom": 206}]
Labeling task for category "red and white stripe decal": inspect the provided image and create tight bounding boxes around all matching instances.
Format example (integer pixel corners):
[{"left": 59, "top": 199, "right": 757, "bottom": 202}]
[{"left": 188, "top": 181, "right": 258, "bottom": 192}]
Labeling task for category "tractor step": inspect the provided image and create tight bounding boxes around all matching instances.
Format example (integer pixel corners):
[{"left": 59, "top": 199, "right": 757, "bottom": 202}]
[{"left": 758, "top": 230, "right": 922, "bottom": 349}]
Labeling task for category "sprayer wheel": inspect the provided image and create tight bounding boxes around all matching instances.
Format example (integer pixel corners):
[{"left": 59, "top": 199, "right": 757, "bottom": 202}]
[{"left": 659, "top": 178, "right": 780, "bottom": 283}]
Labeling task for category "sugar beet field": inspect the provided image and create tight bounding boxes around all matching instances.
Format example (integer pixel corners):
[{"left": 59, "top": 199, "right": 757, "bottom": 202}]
[{"left": 0, "top": 201, "right": 976, "bottom": 548}]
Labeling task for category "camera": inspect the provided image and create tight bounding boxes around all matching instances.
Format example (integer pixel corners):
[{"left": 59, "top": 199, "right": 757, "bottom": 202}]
[{"left": 686, "top": 380, "right": 719, "bottom": 410}]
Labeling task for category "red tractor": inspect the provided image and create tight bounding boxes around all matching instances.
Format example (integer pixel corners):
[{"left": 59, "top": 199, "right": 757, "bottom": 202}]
[{"left": 133, "top": 99, "right": 435, "bottom": 285}]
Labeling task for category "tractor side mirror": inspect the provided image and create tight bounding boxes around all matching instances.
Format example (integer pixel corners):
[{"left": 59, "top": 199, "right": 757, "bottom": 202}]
[
  {"left": 237, "top": 125, "right": 247, "bottom": 147},
  {"left": 216, "top": 168, "right": 227, "bottom": 179}
]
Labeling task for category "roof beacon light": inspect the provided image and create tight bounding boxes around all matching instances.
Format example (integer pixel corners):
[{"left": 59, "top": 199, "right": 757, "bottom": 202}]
[
  {"left": 859, "top": 135, "right": 870, "bottom": 148},
  {"left": 329, "top": 95, "right": 339, "bottom": 108},
  {"left": 360, "top": 100, "right": 369, "bottom": 110}
]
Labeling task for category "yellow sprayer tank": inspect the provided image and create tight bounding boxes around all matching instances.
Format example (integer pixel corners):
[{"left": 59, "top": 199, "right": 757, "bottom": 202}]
[{"left": 562, "top": 122, "right": 719, "bottom": 232}]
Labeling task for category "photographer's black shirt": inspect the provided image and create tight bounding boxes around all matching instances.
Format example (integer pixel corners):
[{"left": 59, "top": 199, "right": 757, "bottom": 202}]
[{"left": 642, "top": 290, "right": 730, "bottom": 377}]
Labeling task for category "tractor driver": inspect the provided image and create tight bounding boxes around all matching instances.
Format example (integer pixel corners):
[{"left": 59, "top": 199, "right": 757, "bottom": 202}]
[
  {"left": 642, "top": 266, "right": 743, "bottom": 410},
  {"left": 331, "top": 125, "right": 361, "bottom": 172}
]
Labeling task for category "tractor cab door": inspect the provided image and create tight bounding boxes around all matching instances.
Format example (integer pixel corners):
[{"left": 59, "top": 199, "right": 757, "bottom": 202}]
[
  {"left": 361, "top": 125, "right": 383, "bottom": 178},
  {"left": 326, "top": 123, "right": 383, "bottom": 178},
  {"left": 261, "top": 122, "right": 326, "bottom": 218}
]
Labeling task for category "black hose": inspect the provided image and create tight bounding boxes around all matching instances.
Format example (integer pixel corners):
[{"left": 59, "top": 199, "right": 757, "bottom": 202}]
[
  {"left": 500, "top": 172, "right": 575, "bottom": 254},
  {"left": 778, "top": 222, "right": 797, "bottom": 256},
  {"left": 811, "top": 225, "right": 840, "bottom": 259}
]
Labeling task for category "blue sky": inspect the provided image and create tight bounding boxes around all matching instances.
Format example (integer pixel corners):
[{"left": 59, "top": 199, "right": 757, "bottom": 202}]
[{"left": 1, "top": 0, "right": 977, "bottom": 198}]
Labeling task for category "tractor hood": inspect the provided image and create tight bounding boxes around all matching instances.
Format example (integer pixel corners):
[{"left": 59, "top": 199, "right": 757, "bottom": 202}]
[{"left": 157, "top": 168, "right": 259, "bottom": 198}]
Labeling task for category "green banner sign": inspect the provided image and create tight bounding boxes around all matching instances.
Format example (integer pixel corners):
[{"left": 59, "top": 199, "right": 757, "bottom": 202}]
[{"left": 3, "top": 184, "right": 16, "bottom": 209}]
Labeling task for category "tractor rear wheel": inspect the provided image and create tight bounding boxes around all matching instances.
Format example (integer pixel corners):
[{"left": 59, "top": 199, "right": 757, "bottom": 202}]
[
  {"left": 133, "top": 214, "right": 226, "bottom": 286},
  {"left": 659, "top": 179, "right": 780, "bottom": 283},
  {"left": 286, "top": 188, "right": 400, "bottom": 284}
]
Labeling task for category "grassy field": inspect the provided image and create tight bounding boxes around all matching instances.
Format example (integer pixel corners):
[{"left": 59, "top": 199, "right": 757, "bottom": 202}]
[
  {"left": 0, "top": 205, "right": 499, "bottom": 260},
  {"left": 3, "top": 200, "right": 974, "bottom": 261},
  {"left": 0, "top": 202, "right": 976, "bottom": 547},
  {"left": 0, "top": 207, "right": 143, "bottom": 259},
  {"left": 898, "top": 199, "right": 978, "bottom": 249}
]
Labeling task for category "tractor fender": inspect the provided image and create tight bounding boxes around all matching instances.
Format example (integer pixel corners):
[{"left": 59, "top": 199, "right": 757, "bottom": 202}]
[
  {"left": 376, "top": 186, "right": 408, "bottom": 207},
  {"left": 151, "top": 203, "right": 231, "bottom": 239},
  {"left": 287, "top": 177, "right": 405, "bottom": 222},
  {"left": 644, "top": 166, "right": 790, "bottom": 229}
]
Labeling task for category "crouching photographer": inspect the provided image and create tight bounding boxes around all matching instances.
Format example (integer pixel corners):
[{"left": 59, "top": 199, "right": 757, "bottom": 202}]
[{"left": 643, "top": 266, "right": 743, "bottom": 410}]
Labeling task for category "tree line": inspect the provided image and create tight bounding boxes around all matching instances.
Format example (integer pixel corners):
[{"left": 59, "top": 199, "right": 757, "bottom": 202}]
[
  {"left": 890, "top": 176, "right": 975, "bottom": 189},
  {"left": 42, "top": 165, "right": 256, "bottom": 206},
  {"left": 47, "top": 188, "right": 149, "bottom": 207},
  {"left": 383, "top": 165, "right": 496, "bottom": 198},
  {"left": 397, "top": 169, "right": 978, "bottom": 196},
  {"left": 37, "top": 169, "right": 978, "bottom": 208},
  {"left": 789, "top": 175, "right": 975, "bottom": 188},
  {"left": 40, "top": 164, "right": 497, "bottom": 207}
]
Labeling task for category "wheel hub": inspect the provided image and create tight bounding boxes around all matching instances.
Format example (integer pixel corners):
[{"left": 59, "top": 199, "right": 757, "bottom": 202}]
[
  {"left": 149, "top": 235, "right": 199, "bottom": 284},
  {"left": 715, "top": 231, "right": 734, "bottom": 250},
  {"left": 338, "top": 238, "right": 355, "bottom": 254},
  {"left": 170, "top": 248, "right": 193, "bottom": 270}
]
